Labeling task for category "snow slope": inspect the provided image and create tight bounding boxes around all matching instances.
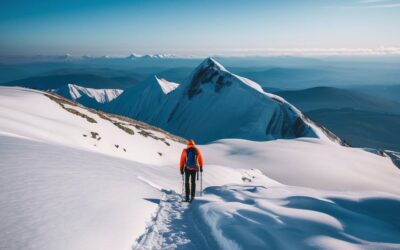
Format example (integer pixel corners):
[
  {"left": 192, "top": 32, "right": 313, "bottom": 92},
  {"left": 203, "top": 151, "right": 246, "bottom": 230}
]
[
  {"left": 106, "top": 75, "right": 179, "bottom": 123},
  {"left": 200, "top": 138, "right": 400, "bottom": 194},
  {"left": 1, "top": 87, "right": 399, "bottom": 250},
  {"left": 0, "top": 87, "right": 183, "bottom": 165},
  {"left": 55, "top": 83, "right": 123, "bottom": 108},
  {"left": 0, "top": 135, "right": 163, "bottom": 250},
  {"left": 106, "top": 58, "right": 344, "bottom": 144}
]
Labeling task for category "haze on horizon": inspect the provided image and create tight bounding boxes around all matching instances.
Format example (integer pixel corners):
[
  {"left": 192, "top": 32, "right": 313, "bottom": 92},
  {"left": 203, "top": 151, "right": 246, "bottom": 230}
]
[{"left": 1, "top": 0, "right": 400, "bottom": 57}]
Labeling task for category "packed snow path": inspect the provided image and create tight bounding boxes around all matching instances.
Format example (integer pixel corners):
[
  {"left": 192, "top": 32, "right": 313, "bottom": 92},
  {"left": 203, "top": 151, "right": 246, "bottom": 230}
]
[{"left": 134, "top": 190, "right": 219, "bottom": 250}]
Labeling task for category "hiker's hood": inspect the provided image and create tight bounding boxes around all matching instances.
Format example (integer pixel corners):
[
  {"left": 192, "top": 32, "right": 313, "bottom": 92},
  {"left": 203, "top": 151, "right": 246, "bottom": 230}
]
[{"left": 187, "top": 139, "right": 195, "bottom": 147}]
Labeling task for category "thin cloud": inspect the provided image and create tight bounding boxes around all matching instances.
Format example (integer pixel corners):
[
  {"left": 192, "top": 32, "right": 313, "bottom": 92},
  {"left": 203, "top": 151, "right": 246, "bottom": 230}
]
[
  {"left": 207, "top": 47, "right": 400, "bottom": 56},
  {"left": 358, "top": 0, "right": 393, "bottom": 3},
  {"left": 365, "top": 3, "right": 400, "bottom": 7},
  {"left": 357, "top": 0, "right": 400, "bottom": 8}
]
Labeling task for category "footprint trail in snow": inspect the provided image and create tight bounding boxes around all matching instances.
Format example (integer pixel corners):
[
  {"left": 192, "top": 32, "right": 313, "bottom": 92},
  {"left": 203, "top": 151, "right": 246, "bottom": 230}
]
[{"left": 134, "top": 190, "right": 219, "bottom": 250}]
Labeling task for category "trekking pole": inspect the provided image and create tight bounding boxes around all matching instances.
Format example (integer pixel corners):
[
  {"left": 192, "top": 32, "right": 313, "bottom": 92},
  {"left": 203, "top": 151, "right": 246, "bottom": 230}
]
[
  {"left": 200, "top": 172, "right": 203, "bottom": 197},
  {"left": 181, "top": 174, "right": 184, "bottom": 197}
]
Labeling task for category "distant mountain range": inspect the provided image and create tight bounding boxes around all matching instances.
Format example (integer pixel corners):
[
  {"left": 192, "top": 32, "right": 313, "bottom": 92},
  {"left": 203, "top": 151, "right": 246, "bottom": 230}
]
[
  {"left": 125, "top": 53, "right": 177, "bottom": 60},
  {"left": 1, "top": 73, "right": 141, "bottom": 90},
  {"left": 276, "top": 86, "right": 400, "bottom": 151},
  {"left": 276, "top": 86, "right": 400, "bottom": 114},
  {"left": 238, "top": 65, "right": 400, "bottom": 89},
  {"left": 351, "top": 85, "right": 400, "bottom": 103},
  {"left": 240, "top": 67, "right": 333, "bottom": 88},
  {"left": 307, "top": 108, "right": 400, "bottom": 151}
]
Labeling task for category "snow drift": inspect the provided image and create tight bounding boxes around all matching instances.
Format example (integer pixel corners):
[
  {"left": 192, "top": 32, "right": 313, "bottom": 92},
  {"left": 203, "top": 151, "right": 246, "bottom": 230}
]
[{"left": 200, "top": 185, "right": 400, "bottom": 250}]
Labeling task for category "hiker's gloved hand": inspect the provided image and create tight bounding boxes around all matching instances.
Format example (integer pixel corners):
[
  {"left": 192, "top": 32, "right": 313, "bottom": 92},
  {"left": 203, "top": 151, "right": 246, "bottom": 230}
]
[
  {"left": 180, "top": 170, "right": 184, "bottom": 175},
  {"left": 200, "top": 168, "right": 203, "bottom": 173}
]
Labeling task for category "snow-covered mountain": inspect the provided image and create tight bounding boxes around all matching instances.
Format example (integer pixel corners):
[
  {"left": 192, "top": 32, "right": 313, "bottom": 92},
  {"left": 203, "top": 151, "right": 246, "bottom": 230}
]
[
  {"left": 126, "top": 53, "right": 143, "bottom": 59},
  {"left": 108, "top": 76, "right": 179, "bottom": 122},
  {"left": 1, "top": 86, "right": 399, "bottom": 250},
  {"left": 106, "top": 58, "right": 344, "bottom": 144},
  {"left": 55, "top": 83, "right": 123, "bottom": 108},
  {"left": 125, "top": 53, "right": 176, "bottom": 60},
  {"left": 141, "top": 54, "right": 176, "bottom": 59}
]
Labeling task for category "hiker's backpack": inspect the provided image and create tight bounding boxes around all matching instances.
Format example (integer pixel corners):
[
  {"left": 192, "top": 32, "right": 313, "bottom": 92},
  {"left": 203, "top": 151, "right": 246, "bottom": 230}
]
[{"left": 185, "top": 147, "right": 198, "bottom": 171}]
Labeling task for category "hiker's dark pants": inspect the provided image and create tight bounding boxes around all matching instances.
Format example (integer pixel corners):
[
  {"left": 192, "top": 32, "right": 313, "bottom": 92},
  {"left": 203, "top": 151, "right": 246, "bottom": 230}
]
[{"left": 185, "top": 169, "right": 197, "bottom": 198}]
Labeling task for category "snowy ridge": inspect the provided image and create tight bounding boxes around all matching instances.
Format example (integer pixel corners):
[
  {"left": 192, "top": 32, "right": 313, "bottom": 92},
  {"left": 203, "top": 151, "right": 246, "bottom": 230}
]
[
  {"left": 198, "top": 57, "right": 228, "bottom": 72},
  {"left": 264, "top": 91, "right": 348, "bottom": 145},
  {"left": 232, "top": 73, "right": 265, "bottom": 92},
  {"left": 103, "top": 75, "right": 179, "bottom": 122},
  {"left": 67, "top": 83, "right": 123, "bottom": 103},
  {"left": 0, "top": 87, "right": 184, "bottom": 164},
  {"left": 383, "top": 150, "right": 400, "bottom": 169}
]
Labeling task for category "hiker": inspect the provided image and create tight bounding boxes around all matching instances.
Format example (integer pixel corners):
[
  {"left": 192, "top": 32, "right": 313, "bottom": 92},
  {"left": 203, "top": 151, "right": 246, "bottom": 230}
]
[{"left": 180, "top": 139, "right": 203, "bottom": 202}]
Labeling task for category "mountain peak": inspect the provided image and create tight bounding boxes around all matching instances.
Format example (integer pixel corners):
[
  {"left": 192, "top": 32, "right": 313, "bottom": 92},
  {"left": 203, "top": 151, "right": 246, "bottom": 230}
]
[
  {"left": 198, "top": 57, "right": 228, "bottom": 72},
  {"left": 126, "top": 53, "right": 142, "bottom": 59},
  {"left": 188, "top": 57, "right": 261, "bottom": 99},
  {"left": 187, "top": 58, "right": 232, "bottom": 99}
]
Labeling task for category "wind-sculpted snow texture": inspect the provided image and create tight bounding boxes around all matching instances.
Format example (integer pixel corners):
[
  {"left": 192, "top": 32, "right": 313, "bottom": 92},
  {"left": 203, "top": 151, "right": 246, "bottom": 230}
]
[
  {"left": 200, "top": 185, "right": 400, "bottom": 250},
  {"left": 107, "top": 58, "right": 344, "bottom": 144},
  {"left": 1, "top": 87, "right": 400, "bottom": 250}
]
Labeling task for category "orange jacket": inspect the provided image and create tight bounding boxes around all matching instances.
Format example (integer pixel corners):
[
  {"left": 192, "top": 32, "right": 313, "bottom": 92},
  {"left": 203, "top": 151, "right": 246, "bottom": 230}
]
[{"left": 180, "top": 140, "right": 203, "bottom": 171}]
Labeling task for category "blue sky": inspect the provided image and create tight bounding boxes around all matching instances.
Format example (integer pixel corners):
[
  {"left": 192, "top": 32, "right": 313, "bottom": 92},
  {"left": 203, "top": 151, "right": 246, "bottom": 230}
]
[{"left": 0, "top": 0, "right": 399, "bottom": 56}]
